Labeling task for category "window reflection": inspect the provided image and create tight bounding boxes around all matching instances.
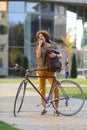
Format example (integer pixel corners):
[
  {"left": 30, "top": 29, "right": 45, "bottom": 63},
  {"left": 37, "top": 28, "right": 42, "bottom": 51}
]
[
  {"left": 0, "top": 58, "right": 3, "bottom": 67},
  {"left": 77, "top": 8, "right": 84, "bottom": 18},
  {"left": 41, "top": 3, "right": 54, "bottom": 13},
  {"left": 9, "top": 13, "right": 24, "bottom": 24},
  {"left": 41, "top": 14, "right": 53, "bottom": 39},
  {"left": 0, "top": 1, "right": 7, "bottom": 11},
  {"left": 55, "top": 5, "right": 65, "bottom": 14},
  {"left": 9, "top": 13, "right": 24, "bottom": 47},
  {"left": 25, "top": 14, "right": 39, "bottom": 42},
  {"left": 25, "top": 14, "right": 39, "bottom": 68},
  {"left": 26, "top": 2, "right": 40, "bottom": 12},
  {"left": 8, "top": 1, "right": 25, "bottom": 13},
  {"left": 54, "top": 15, "right": 66, "bottom": 42},
  {"left": 84, "top": 9, "right": 87, "bottom": 21},
  {"left": 9, "top": 22, "right": 24, "bottom": 47}
]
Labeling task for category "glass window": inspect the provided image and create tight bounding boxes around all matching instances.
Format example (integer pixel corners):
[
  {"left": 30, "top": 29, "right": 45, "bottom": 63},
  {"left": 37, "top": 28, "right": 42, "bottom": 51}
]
[
  {"left": 41, "top": 3, "right": 54, "bottom": 13},
  {"left": 8, "top": 1, "right": 25, "bottom": 13},
  {"left": 25, "top": 14, "right": 39, "bottom": 68},
  {"left": 9, "top": 13, "right": 24, "bottom": 47},
  {"left": 83, "top": 22, "right": 87, "bottom": 46},
  {"left": 41, "top": 14, "right": 54, "bottom": 39},
  {"left": 54, "top": 15, "right": 66, "bottom": 43},
  {"left": 67, "top": 6, "right": 76, "bottom": 13},
  {"left": 0, "top": 1, "right": 7, "bottom": 11},
  {"left": 25, "top": 14, "right": 39, "bottom": 42},
  {"left": 9, "top": 13, "right": 24, "bottom": 24},
  {"left": 26, "top": 2, "right": 40, "bottom": 13},
  {"left": 77, "top": 8, "right": 84, "bottom": 18},
  {"left": 0, "top": 58, "right": 3, "bottom": 67},
  {"left": 9, "top": 48, "right": 24, "bottom": 66},
  {"left": 84, "top": 9, "right": 87, "bottom": 21},
  {"left": 55, "top": 5, "right": 65, "bottom": 15}
]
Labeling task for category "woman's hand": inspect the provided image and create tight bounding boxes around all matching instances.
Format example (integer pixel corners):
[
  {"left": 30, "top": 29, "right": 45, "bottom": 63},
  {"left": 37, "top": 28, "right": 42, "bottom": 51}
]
[
  {"left": 38, "top": 39, "right": 43, "bottom": 47},
  {"left": 49, "top": 52, "right": 56, "bottom": 58},
  {"left": 49, "top": 52, "right": 63, "bottom": 59}
]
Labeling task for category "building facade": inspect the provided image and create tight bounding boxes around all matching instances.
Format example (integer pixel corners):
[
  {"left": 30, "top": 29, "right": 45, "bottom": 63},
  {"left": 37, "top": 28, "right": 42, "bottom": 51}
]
[{"left": 0, "top": 0, "right": 87, "bottom": 77}]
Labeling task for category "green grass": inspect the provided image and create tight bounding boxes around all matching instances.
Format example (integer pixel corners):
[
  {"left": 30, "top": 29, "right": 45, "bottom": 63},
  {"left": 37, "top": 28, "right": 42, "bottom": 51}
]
[
  {"left": 82, "top": 88, "right": 87, "bottom": 99},
  {"left": 0, "top": 78, "right": 37, "bottom": 84},
  {"left": 60, "top": 87, "right": 87, "bottom": 99},
  {"left": 0, "top": 121, "right": 20, "bottom": 130},
  {"left": 0, "top": 78, "right": 23, "bottom": 84},
  {"left": 0, "top": 77, "right": 87, "bottom": 84},
  {"left": 0, "top": 77, "right": 87, "bottom": 99},
  {"left": 67, "top": 78, "right": 87, "bottom": 85}
]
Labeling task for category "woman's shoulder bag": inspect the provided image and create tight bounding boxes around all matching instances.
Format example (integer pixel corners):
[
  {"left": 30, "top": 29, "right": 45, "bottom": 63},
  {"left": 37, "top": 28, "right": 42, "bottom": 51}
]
[{"left": 45, "top": 50, "right": 62, "bottom": 72}]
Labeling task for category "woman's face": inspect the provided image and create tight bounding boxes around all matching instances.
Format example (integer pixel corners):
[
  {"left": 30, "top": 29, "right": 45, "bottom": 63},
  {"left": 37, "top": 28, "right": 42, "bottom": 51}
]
[{"left": 38, "top": 33, "right": 46, "bottom": 43}]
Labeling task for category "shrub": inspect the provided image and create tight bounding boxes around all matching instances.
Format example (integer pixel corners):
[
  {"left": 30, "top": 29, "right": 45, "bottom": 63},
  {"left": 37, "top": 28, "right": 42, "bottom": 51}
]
[{"left": 71, "top": 53, "right": 77, "bottom": 78}]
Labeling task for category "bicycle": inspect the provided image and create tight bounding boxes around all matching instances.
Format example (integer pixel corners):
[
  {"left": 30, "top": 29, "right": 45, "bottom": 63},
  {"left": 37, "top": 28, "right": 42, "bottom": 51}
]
[{"left": 13, "top": 64, "right": 85, "bottom": 117}]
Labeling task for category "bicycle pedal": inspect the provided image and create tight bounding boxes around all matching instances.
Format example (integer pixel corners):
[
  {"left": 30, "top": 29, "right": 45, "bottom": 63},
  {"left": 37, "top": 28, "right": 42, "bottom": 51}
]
[{"left": 36, "top": 104, "right": 40, "bottom": 107}]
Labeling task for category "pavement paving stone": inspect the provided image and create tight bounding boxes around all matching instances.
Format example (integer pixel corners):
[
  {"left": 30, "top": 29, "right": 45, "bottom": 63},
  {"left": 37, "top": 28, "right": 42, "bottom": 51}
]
[{"left": 0, "top": 83, "right": 87, "bottom": 130}]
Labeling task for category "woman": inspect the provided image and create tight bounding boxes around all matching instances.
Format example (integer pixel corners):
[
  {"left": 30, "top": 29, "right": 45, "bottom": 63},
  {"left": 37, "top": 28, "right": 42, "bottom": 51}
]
[
  {"left": 36, "top": 30, "right": 62, "bottom": 115},
  {"left": 65, "top": 59, "right": 71, "bottom": 78}
]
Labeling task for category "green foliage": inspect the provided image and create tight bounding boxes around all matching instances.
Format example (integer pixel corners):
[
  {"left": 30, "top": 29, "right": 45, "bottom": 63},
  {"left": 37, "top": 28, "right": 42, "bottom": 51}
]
[
  {"left": 0, "top": 121, "right": 20, "bottom": 130},
  {"left": 9, "top": 22, "right": 24, "bottom": 47},
  {"left": 71, "top": 53, "right": 77, "bottom": 78},
  {"left": 10, "top": 48, "right": 24, "bottom": 76},
  {"left": 10, "top": 48, "right": 24, "bottom": 67},
  {"left": 21, "top": 56, "right": 29, "bottom": 77},
  {"left": 23, "top": 56, "right": 29, "bottom": 69}
]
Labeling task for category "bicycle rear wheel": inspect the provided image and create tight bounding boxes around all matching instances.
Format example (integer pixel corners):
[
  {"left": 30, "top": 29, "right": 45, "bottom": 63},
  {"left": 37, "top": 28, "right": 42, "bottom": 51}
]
[
  {"left": 51, "top": 79, "right": 85, "bottom": 116},
  {"left": 14, "top": 79, "right": 27, "bottom": 116}
]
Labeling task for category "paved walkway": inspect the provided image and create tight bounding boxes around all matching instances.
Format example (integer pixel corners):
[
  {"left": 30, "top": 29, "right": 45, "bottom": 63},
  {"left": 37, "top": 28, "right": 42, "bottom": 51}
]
[{"left": 0, "top": 83, "right": 87, "bottom": 130}]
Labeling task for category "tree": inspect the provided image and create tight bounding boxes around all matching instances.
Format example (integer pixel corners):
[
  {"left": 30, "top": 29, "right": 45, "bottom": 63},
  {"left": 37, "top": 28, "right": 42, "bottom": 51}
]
[
  {"left": 10, "top": 48, "right": 24, "bottom": 76},
  {"left": 61, "top": 28, "right": 76, "bottom": 57},
  {"left": 71, "top": 53, "right": 77, "bottom": 78},
  {"left": 61, "top": 28, "right": 76, "bottom": 64},
  {"left": 10, "top": 48, "right": 24, "bottom": 67},
  {"left": 21, "top": 56, "right": 29, "bottom": 77},
  {"left": 23, "top": 56, "right": 29, "bottom": 69}
]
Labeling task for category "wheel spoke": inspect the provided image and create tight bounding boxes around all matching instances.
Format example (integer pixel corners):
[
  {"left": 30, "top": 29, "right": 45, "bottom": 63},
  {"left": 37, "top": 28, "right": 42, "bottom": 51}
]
[
  {"left": 14, "top": 79, "right": 27, "bottom": 116},
  {"left": 51, "top": 80, "right": 84, "bottom": 116}
]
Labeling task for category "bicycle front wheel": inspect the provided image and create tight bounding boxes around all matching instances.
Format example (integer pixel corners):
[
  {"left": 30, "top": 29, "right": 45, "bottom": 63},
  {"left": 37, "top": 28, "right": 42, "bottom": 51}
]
[
  {"left": 52, "top": 79, "right": 85, "bottom": 116},
  {"left": 14, "top": 79, "right": 27, "bottom": 116}
]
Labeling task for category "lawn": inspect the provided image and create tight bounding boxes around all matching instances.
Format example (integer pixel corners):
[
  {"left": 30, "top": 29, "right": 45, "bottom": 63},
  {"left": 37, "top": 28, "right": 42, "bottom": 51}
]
[
  {"left": 0, "top": 77, "right": 87, "bottom": 99},
  {"left": 0, "top": 77, "right": 87, "bottom": 84},
  {"left": 0, "top": 121, "right": 20, "bottom": 130}
]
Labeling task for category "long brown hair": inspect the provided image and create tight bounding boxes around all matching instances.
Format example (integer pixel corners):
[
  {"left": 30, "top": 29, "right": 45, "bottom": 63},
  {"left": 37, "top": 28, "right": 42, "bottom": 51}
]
[{"left": 36, "top": 33, "right": 51, "bottom": 47}]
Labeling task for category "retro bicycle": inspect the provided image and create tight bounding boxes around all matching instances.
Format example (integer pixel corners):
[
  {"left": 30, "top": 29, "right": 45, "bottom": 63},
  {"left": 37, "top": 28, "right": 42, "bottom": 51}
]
[{"left": 13, "top": 64, "right": 85, "bottom": 116}]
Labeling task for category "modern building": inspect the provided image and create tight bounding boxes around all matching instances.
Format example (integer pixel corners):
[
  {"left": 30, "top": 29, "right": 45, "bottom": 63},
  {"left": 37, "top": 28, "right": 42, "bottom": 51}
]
[{"left": 0, "top": 0, "right": 87, "bottom": 77}]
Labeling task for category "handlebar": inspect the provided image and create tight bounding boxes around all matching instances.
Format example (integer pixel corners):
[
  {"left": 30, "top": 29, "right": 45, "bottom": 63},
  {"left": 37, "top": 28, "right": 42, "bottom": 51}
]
[
  {"left": 15, "top": 63, "right": 25, "bottom": 71},
  {"left": 14, "top": 63, "right": 46, "bottom": 73},
  {"left": 14, "top": 63, "right": 61, "bottom": 74}
]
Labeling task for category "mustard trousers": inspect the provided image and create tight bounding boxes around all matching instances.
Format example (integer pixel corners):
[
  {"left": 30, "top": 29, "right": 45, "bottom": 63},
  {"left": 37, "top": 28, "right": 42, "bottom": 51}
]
[{"left": 37, "top": 70, "right": 59, "bottom": 110}]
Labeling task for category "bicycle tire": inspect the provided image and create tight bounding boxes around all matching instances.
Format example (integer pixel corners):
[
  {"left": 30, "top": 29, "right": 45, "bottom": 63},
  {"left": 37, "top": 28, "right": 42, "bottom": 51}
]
[
  {"left": 14, "top": 79, "right": 27, "bottom": 116},
  {"left": 51, "top": 79, "right": 85, "bottom": 116}
]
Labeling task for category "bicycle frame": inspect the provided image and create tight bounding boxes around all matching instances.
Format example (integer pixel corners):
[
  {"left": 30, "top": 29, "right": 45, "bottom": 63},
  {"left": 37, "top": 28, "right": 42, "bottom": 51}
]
[{"left": 25, "top": 74, "right": 57, "bottom": 104}]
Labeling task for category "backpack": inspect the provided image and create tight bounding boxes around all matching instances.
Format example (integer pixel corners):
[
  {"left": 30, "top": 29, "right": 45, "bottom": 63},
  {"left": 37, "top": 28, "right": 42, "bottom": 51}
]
[{"left": 45, "top": 50, "right": 62, "bottom": 72}]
